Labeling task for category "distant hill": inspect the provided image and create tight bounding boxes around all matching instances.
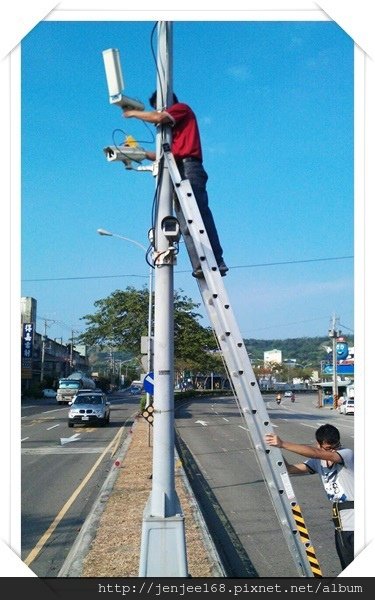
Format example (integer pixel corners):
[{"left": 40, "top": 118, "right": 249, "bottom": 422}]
[
  {"left": 87, "top": 336, "right": 354, "bottom": 372},
  {"left": 244, "top": 336, "right": 354, "bottom": 367}
]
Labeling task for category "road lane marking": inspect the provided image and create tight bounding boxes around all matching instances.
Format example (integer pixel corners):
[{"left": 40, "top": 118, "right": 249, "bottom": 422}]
[
  {"left": 22, "top": 447, "right": 107, "bottom": 455},
  {"left": 110, "top": 426, "right": 124, "bottom": 458},
  {"left": 60, "top": 433, "right": 81, "bottom": 445},
  {"left": 195, "top": 420, "right": 208, "bottom": 426},
  {"left": 21, "top": 437, "right": 29, "bottom": 442},
  {"left": 24, "top": 433, "right": 119, "bottom": 567},
  {"left": 25, "top": 417, "right": 56, "bottom": 426},
  {"left": 46, "top": 424, "right": 60, "bottom": 431},
  {"left": 222, "top": 418, "right": 229, "bottom": 422}
]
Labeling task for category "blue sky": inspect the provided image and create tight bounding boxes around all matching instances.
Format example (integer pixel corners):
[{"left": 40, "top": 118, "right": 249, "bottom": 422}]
[{"left": 21, "top": 20, "right": 354, "bottom": 343}]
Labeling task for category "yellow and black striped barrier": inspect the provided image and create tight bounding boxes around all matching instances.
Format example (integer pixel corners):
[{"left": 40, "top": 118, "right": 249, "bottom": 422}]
[{"left": 292, "top": 504, "right": 323, "bottom": 577}]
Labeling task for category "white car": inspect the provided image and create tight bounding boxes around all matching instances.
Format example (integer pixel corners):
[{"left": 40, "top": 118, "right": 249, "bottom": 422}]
[
  {"left": 68, "top": 391, "right": 111, "bottom": 427},
  {"left": 42, "top": 388, "right": 57, "bottom": 398},
  {"left": 339, "top": 398, "right": 354, "bottom": 415}
]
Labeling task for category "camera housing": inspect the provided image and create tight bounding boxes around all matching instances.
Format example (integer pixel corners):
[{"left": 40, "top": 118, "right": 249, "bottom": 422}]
[
  {"left": 112, "top": 96, "right": 145, "bottom": 111},
  {"left": 161, "top": 216, "right": 181, "bottom": 242},
  {"left": 103, "top": 145, "right": 147, "bottom": 169},
  {"left": 102, "top": 48, "right": 144, "bottom": 111}
]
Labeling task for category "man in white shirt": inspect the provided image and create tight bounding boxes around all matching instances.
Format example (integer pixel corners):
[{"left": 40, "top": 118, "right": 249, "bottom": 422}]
[{"left": 265, "top": 423, "right": 354, "bottom": 571}]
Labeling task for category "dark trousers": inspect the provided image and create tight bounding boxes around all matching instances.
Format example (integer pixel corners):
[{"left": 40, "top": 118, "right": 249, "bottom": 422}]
[
  {"left": 335, "top": 529, "right": 354, "bottom": 570},
  {"left": 176, "top": 159, "right": 224, "bottom": 264}
]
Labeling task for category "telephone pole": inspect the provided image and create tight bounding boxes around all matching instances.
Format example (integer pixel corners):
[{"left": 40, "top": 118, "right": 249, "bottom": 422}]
[
  {"left": 69, "top": 329, "right": 79, "bottom": 372},
  {"left": 328, "top": 313, "right": 341, "bottom": 409},
  {"left": 139, "top": 21, "right": 188, "bottom": 577},
  {"left": 40, "top": 318, "right": 55, "bottom": 382}
]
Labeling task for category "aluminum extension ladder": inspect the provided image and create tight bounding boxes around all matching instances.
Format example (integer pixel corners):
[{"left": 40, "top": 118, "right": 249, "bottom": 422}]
[{"left": 162, "top": 142, "right": 323, "bottom": 578}]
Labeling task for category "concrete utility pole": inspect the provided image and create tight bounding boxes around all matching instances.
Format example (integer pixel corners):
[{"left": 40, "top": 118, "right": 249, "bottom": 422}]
[
  {"left": 139, "top": 21, "right": 188, "bottom": 577},
  {"left": 40, "top": 318, "right": 55, "bottom": 382},
  {"left": 69, "top": 329, "right": 79, "bottom": 372},
  {"left": 328, "top": 313, "right": 341, "bottom": 409}
]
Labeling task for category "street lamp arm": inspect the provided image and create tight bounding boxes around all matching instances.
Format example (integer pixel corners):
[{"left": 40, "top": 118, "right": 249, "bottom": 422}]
[{"left": 97, "top": 228, "right": 148, "bottom": 252}]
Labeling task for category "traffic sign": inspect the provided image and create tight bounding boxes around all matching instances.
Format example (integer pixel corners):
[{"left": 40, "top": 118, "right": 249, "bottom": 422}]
[
  {"left": 142, "top": 403, "right": 154, "bottom": 425},
  {"left": 143, "top": 371, "right": 154, "bottom": 395}
]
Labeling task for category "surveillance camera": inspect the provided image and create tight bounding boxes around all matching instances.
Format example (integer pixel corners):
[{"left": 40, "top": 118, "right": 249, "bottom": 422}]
[
  {"left": 102, "top": 48, "right": 144, "bottom": 111},
  {"left": 112, "top": 96, "right": 145, "bottom": 111},
  {"left": 161, "top": 216, "right": 181, "bottom": 242},
  {"left": 103, "top": 144, "right": 147, "bottom": 169}
]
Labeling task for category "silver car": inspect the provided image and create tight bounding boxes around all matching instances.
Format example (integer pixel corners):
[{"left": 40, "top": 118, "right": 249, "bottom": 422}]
[{"left": 68, "top": 392, "right": 110, "bottom": 427}]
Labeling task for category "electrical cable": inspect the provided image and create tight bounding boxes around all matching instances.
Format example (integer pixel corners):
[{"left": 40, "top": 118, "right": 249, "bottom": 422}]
[
  {"left": 22, "top": 254, "right": 353, "bottom": 282},
  {"left": 150, "top": 22, "right": 165, "bottom": 109},
  {"left": 111, "top": 127, "right": 154, "bottom": 147}
]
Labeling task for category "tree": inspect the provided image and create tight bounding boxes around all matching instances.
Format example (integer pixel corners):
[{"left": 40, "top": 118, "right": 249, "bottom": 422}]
[{"left": 78, "top": 286, "right": 218, "bottom": 369}]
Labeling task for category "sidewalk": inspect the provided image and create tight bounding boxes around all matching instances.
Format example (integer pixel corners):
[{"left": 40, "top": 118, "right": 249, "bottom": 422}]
[{"left": 59, "top": 415, "right": 224, "bottom": 578}]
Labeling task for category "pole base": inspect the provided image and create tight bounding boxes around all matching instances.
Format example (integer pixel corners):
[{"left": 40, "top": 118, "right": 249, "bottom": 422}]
[{"left": 139, "top": 497, "right": 188, "bottom": 576}]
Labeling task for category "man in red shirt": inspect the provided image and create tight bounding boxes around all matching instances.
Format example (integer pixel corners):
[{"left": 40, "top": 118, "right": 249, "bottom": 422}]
[{"left": 123, "top": 92, "right": 228, "bottom": 278}]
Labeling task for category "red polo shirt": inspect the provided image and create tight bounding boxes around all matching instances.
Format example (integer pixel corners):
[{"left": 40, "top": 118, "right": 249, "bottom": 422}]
[{"left": 164, "top": 103, "right": 203, "bottom": 161}]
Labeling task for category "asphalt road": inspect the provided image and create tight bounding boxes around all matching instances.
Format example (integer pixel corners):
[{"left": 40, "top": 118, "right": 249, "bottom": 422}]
[
  {"left": 21, "top": 390, "right": 140, "bottom": 577},
  {"left": 174, "top": 391, "right": 354, "bottom": 578}
]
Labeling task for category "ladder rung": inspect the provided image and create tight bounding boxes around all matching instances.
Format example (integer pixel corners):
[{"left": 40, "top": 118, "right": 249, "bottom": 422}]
[{"left": 163, "top": 146, "right": 323, "bottom": 578}]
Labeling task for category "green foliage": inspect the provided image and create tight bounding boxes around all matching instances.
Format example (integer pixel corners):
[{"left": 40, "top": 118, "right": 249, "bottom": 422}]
[
  {"left": 244, "top": 335, "right": 354, "bottom": 369},
  {"left": 139, "top": 394, "right": 147, "bottom": 413},
  {"left": 77, "top": 285, "right": 353, "bottom": 378},
  {"left": 79, "top": 286, "right": 150, "bottom": 353},
  {"left": 79, "top": 286, "right": 218, "bottom": 372}
]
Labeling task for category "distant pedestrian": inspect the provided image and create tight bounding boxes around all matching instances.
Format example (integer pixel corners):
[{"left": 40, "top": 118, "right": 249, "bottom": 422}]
[{"left": 265, "top": 424, "right": 354, "bottom": 571}]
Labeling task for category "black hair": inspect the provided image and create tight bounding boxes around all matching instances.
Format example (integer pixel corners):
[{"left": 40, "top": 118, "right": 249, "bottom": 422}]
[
  {"left": 149, "top": 91, "right": 178, "bottom": 109},
  {"left": 315, "top": 424, "right": 340, "bottom": 446}
]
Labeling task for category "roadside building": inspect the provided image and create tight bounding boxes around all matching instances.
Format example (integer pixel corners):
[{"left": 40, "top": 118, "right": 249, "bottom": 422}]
[{"left": 21, "top": 296, "right": 90, "bottom": 394}]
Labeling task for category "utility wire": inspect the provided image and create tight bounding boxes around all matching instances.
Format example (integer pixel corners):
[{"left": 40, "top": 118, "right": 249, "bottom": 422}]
[{"left": 22, "top": 254, "right": 353, "bottom": 282}]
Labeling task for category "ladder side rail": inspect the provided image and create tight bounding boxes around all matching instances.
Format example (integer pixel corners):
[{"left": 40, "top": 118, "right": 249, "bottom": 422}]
[
  {"left": 198, "top": 282, "right": 320, "bottom": 577},
  {"left": 162, "top": 145, "right": 223, "bottom": 283},
  {"left": 164, "top": 146, "right": 322, "bottom": 577},
  {"left": 174, "top": 181, "right": 221, "bottom": 277}
]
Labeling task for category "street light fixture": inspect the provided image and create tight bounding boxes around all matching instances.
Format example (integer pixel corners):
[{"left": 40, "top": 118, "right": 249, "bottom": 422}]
[
  {"left": 97, "top": 228, "right": 149, "bottom": 253},
  {"left": 116, "top": 358, "right": 135, "bottom": 384},
  {"left": 97, "top": 228, "right": 154, "bottom": 404}
]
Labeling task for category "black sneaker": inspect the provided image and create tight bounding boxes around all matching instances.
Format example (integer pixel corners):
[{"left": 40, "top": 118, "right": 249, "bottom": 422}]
[
  {"left": 192, "top": 266, "right": 204, "bottom": 278},
  {"left": 218, "top": 262, "right": 229, "bottom": 276}
]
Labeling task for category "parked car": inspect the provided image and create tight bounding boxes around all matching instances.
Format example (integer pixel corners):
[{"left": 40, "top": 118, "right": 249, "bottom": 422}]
[
  {"left": 284, "top": 390, "right": 295, "bottom": 401},
  {"left": 339, "top": 398, "right": 354, "bottom": 415},
  {"left": 68, "top": 391, "right": 110, "bottom": 427},
  {"left": 42, "top": 388, "right": 57, "bottom": 398},
  {"left": 129, "top": 385, "right": 142, "bottom": 395}
]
